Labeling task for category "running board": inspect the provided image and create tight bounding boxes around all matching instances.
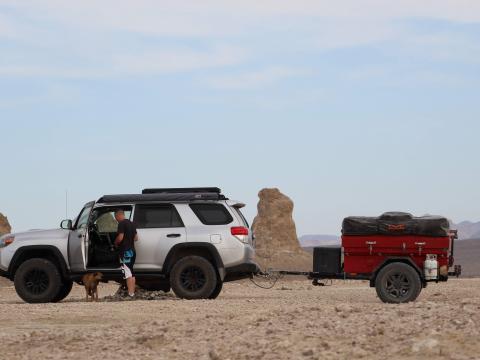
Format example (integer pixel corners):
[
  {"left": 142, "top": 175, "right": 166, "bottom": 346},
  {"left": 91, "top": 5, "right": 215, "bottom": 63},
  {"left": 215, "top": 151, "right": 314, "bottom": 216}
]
[{"left": 69, "top": 270, "right": 167, "bottom": 282}]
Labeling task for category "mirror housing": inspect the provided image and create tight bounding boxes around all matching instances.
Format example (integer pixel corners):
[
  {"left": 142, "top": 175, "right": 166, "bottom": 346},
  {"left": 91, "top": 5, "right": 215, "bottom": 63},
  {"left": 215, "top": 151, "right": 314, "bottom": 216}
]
[{"left": 60, "top": 219, "right": 73, "bottom": 230}]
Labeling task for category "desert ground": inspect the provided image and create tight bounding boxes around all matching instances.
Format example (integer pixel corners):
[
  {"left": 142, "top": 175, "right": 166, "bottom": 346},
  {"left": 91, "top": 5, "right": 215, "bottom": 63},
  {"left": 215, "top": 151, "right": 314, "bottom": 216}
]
[{"left": 0, "top": 278, "right": 479, "bottom": 360}]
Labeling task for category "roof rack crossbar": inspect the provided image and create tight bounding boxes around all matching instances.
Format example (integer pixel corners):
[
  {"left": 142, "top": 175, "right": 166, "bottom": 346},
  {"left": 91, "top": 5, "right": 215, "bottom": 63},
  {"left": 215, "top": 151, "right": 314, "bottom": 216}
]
[{"left": 142, "top": 187, "right": 221, "bottom": 195}]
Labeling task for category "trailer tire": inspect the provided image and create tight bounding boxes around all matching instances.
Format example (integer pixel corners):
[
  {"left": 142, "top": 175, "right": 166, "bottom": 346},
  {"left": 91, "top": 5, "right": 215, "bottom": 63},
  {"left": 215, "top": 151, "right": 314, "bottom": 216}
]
[{"left": 375, "top": 262, "right": 422, "bottom": 304}]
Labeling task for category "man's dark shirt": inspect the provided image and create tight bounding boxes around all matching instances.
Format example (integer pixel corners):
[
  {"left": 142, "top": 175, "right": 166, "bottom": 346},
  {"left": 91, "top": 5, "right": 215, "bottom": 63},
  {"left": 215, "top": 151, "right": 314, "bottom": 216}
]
[{"left": 117, "top": 219, "right": 137, "bottom": 252}]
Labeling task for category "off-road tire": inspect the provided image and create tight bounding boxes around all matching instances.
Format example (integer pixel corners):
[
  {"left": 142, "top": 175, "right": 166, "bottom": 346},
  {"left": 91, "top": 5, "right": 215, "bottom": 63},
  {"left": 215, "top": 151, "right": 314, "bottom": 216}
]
[
  {"left": 208, "top": 279, "right": 223, "bottom": 299},
  {"left": 52, "top": 279, "right": 73, "bottom": 303},
  {"left": 170, "top": 256, "right": 217, "bottom": 300},
  {"left": 14, "top": 258, "right": 62, "bottom": 303},
  {"left": 375, "top": 262, "right": 422, "bottom": 304}
]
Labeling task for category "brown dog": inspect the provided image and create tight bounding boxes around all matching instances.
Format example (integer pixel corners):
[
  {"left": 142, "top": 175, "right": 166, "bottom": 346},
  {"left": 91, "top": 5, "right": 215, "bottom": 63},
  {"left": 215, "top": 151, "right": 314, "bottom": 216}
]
[{"left": 82, "top": 272, "right": 103, "bottom": 302}]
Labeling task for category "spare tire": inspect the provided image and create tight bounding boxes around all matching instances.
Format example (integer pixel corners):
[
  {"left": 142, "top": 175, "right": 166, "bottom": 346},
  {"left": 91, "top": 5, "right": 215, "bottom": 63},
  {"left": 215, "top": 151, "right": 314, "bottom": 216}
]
[
  {"left": 170, "top": 256, "right": 217, "bottom": 300},
  {"left": 14, "top": 258, "right": 62, "bottom": 303}
]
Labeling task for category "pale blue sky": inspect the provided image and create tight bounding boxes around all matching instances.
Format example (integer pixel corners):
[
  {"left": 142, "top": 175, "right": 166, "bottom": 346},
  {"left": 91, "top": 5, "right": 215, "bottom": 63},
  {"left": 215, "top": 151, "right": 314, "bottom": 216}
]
[{"left": 1, "top": 1, "right": 479, "bottom": 235}]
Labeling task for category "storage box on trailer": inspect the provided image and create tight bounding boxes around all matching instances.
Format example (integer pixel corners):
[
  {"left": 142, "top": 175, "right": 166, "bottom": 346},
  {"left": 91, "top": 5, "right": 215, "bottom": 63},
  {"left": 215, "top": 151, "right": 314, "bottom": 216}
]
[{"left": 313, "top": 247, "right": 342, "bottom": 275}]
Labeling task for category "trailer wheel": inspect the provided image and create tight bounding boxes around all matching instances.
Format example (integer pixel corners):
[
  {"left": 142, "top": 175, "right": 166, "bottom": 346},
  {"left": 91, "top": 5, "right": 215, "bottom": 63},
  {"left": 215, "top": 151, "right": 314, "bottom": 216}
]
[{"left": 375, "top": 262, "right": 421, "bottom": 304}]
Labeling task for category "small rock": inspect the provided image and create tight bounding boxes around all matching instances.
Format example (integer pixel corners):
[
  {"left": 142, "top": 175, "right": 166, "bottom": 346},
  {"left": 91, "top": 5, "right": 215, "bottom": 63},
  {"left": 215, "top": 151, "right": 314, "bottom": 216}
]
[
  {"left": 302, "top": 349, "right": 314, "bottom": 357},
  {"left": 412, "top": 338, "right": 440, "bottom": 353},
  {"left": 209, "top": 349, "right": 221, "bottom": 360}
]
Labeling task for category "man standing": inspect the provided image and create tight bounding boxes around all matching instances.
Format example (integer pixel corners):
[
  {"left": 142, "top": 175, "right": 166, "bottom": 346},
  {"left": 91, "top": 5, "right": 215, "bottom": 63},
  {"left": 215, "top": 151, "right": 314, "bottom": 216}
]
[{"left": 114, "top": 209, "right": 138, "bottom": 298}]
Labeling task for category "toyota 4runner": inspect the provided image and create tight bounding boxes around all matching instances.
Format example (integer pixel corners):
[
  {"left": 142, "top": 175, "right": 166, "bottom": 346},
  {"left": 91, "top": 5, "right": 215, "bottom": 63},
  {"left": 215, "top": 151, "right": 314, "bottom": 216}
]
[{"left": 0, "top": 187, "right": 258, "bottom": 303}]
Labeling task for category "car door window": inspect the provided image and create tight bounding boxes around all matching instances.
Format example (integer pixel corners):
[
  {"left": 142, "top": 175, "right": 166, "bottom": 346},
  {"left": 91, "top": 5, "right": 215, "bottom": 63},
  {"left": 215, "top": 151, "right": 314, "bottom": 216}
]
[
  {"left": 134, "top": 205, "right": 184, "bottom": 229},
  {"left": 76, "top": 205, "right": 93, "bottom": 229}
]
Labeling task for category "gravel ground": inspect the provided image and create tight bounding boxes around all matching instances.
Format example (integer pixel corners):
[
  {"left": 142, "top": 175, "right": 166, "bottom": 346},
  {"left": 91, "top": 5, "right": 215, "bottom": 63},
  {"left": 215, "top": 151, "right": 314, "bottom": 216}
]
[{"left": 0, "top": 278, "right": 479, "bottom": 360}]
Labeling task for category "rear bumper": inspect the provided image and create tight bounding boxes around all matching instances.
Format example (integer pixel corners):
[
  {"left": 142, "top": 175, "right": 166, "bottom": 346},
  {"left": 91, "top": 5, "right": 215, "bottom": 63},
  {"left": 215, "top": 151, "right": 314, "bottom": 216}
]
[{"left": 224, "top": 261, "right": 260, "bottom": 282}]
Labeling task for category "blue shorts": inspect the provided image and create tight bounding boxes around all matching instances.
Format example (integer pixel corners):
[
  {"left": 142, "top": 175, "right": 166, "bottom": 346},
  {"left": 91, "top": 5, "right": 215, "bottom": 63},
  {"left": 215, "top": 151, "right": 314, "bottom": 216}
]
[{"left": 120, "top": 249, "right": 136, "bottom": 279}]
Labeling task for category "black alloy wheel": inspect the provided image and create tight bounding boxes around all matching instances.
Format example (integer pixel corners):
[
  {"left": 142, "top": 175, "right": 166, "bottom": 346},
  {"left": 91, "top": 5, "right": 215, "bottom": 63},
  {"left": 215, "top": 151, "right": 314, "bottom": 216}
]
[
  {"left": 375, "top": 262, "right": 422, "bottom": 304},
  {"left": 14, "top": 258, "right": 62, "bottom": 303},
  {"left": 180, "top": 266, "right": 207, "bottom": 291},
  {"left": 170, "top": 256, "right": 217, "bottom": 300},
  {"left": 24, "top": 269, "right": 50, "bottom": 295}
]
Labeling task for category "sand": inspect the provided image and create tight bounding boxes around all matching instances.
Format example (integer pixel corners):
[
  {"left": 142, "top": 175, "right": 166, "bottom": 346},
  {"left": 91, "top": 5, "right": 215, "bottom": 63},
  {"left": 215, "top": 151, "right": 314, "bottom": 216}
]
[{"left": 0, "top": 278, "right": 479, "bottom": 360}]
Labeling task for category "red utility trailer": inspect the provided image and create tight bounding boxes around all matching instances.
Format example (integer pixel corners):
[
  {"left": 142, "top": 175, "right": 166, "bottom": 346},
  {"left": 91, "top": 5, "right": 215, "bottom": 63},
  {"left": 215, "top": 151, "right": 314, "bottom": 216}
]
[{"left": 270, "top": 212, "right": 461, "bottom": 303}]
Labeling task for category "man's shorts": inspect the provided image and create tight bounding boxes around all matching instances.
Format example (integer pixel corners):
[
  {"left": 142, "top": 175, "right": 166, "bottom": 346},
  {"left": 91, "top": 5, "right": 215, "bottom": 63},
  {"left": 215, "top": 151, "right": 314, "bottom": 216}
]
[{"left": 120, "top": 249, "right": 136, "bottom": 279}]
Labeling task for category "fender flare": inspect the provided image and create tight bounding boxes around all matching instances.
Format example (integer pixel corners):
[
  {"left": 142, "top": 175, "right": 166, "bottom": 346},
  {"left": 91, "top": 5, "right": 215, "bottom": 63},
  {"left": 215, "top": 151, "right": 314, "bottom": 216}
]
[
  {"left": 163, "top": 243, "right": 225, "bottom": 281},
  {"left": 8, "top": 245, "right": 69, "bottom": 279}
]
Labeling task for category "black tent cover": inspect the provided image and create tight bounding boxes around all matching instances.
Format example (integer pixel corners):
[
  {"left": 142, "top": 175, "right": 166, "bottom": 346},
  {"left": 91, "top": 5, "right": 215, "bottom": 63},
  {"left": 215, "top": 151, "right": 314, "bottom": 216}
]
[{"left": 342, "top": 212, "right": 450, "bottom": 237}]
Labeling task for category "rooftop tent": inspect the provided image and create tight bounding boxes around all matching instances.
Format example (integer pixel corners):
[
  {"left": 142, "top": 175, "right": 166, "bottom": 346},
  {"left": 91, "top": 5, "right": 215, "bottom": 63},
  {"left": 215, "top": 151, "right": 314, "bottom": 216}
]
[{"left": 342, "top": 212, "right": 450, "bottom": 237}]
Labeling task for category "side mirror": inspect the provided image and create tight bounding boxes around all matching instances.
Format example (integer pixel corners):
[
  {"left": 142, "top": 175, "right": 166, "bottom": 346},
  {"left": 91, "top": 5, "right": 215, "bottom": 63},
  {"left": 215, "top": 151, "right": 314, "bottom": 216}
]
[{"left": 60, "top": 219, "right": 73, "bottom": 230}]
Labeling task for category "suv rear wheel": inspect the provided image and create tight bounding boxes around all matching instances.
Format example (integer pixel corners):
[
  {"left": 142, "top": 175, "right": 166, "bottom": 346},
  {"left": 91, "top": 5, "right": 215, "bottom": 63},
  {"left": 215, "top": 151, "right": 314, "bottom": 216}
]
[
  {"left": 375, "top": 262, "right": 422, "bottom": 303},
  {"left": 14, "top": 258, "right": 62, "bottom": 303},
  {"left": 170, "top": 256, "right": 217, "bottom": 300}
]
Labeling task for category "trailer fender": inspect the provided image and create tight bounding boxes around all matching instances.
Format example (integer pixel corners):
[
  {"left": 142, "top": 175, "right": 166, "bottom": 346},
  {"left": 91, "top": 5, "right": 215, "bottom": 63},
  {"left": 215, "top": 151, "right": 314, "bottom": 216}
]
[{"left": 369, "top": 257, "right": 424, "bottom": 288}]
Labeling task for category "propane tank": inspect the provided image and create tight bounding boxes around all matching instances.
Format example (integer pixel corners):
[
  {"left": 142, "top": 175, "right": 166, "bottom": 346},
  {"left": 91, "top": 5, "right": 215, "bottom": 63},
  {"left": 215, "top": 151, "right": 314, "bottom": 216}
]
[{"left": 424, "top": 254, "right": 438, "bottom": 281}]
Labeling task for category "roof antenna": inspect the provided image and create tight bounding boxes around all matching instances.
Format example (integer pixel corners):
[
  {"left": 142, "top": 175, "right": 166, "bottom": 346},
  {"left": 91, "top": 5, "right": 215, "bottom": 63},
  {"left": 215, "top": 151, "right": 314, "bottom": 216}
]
[{"left": 65, "top": 189, "right": 68, "bottom": 219}]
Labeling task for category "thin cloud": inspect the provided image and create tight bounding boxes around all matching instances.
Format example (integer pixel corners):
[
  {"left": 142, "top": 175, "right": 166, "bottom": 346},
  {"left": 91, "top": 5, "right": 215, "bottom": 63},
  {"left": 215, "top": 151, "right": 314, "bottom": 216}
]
[
  {"left": 207, "top": 67, "right": 310, "bottom": 90},
  {"left": 0, "top": 46, "right": 248, "bottom": 78},
  {"left": 0, "top": 1, "right": 479, "bottom": 79}
]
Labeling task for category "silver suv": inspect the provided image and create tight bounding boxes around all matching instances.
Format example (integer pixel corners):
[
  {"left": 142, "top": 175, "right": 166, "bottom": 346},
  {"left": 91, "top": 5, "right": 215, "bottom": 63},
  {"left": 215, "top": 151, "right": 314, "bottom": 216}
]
[{"left": 0, "top": 188, "right": 258, "bottom": 303}]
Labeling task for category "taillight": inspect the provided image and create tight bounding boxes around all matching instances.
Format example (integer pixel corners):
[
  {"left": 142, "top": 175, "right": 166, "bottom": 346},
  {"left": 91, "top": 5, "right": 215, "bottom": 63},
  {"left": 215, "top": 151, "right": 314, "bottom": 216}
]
[{"left": 231, "top": 227, "right": 249, "bottom": 243}]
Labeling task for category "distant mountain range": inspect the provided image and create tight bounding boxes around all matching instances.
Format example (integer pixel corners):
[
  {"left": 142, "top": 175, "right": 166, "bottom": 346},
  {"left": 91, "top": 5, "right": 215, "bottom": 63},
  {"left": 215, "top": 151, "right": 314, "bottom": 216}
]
[
  {"left": 451, "top": 221, "right": 480, "bottom": 240},
  {"left": 299, "top": 234, "right": 340, "bottom": 248}
]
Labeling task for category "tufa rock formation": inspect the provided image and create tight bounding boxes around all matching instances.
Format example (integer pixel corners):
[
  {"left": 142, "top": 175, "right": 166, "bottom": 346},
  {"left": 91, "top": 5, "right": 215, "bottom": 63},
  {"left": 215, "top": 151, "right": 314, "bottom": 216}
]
[
  {"left": 252, "top": 188, "right": 312, "bottom": 271},
  {"left": 0, "top": 213, "right": 11, "bottom": 236}
]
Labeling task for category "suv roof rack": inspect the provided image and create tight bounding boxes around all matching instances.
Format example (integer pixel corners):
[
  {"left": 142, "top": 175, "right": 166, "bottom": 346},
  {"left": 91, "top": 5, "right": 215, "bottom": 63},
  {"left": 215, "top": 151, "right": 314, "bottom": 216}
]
[
  {"left": 142, "top": 187, "right": 221, "bottom": 195},
  {"left": 98, "top": 192, "right": 226, "bottom": 204}
]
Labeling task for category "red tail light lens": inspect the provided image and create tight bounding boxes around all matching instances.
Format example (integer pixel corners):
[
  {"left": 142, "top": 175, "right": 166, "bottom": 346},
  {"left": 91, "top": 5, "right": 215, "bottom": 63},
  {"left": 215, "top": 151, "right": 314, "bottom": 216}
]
[{"left": 231, "top": 227, "right": 249, "bottom": 236}]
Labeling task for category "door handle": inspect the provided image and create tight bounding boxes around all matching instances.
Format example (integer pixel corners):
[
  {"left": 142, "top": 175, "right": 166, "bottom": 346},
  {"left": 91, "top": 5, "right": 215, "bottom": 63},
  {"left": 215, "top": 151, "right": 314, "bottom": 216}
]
[{"left": 167, "top": 233, "right": 181, "bottom": 238}]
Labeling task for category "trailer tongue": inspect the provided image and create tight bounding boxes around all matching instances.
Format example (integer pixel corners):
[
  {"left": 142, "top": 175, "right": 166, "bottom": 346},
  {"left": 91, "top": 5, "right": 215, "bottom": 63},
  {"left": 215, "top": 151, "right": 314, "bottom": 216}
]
[{"left": 257, "top": 212, "right": 462, "bottom": 304}]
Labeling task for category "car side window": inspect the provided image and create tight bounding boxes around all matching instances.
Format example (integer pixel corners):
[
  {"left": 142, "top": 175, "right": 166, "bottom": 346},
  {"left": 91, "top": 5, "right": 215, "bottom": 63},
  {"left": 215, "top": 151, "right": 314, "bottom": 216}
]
[
  {"left": 189, "top": 203, "right": 233, "bottom": 225},
  {"left": 134, "top": 204, "right": 184, "bottom": 229}
]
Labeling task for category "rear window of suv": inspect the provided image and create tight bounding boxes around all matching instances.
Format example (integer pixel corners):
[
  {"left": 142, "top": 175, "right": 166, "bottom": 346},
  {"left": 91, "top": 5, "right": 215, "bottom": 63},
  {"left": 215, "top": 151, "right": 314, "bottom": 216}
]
[
  {"left": 189, "top": 203, "right": 233, "bottom": 225},
  {"left": 134, "top": 204, "right": 184, "bottom": 228}
]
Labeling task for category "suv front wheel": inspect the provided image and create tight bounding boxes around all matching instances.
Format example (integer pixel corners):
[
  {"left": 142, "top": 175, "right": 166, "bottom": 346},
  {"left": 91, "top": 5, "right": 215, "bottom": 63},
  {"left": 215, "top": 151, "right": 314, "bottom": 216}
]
[
  {"left": 14, "top": 258, "right": 63, "bottom": 303},
  {"left": 170, "top": 256, "right": 217, "bottom": 300}
]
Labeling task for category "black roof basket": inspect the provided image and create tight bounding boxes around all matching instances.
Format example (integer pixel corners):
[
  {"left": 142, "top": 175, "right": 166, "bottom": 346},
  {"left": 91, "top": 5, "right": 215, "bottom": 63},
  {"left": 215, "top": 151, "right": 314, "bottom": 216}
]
[
  {"left": 98, "top": 187, "right": 227, "bottom": 204},
  {"left": 142, "top": 187, "right": 221, "bottom": 195}
]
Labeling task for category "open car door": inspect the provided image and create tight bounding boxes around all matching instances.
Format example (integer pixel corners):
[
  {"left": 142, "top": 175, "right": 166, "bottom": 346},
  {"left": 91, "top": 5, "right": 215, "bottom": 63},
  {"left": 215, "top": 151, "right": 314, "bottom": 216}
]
[{"left": 68, "top": 202, "right": 94, "bottom": 272}]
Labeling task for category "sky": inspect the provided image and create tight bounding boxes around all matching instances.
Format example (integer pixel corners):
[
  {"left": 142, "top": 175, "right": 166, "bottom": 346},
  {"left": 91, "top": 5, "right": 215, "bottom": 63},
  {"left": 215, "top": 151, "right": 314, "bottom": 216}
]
[{"left": 1, "top": 1, "right": 480, "bottom": 235}]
